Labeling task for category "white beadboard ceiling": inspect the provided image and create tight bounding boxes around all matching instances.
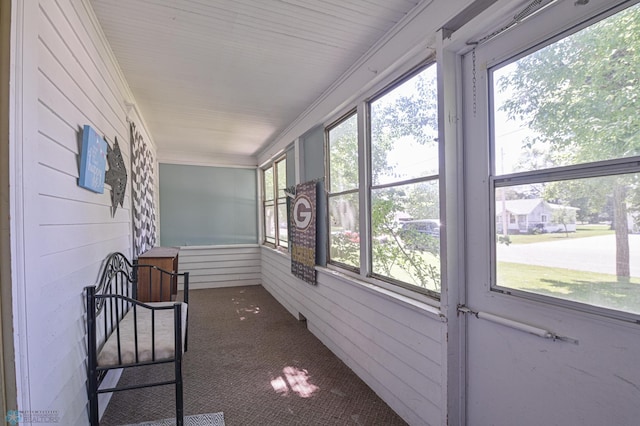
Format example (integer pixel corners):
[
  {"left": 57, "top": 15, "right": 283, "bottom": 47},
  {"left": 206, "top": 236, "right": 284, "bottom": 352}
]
[{"left": 89, "top": 0, "right": 422, "bottom": 162}]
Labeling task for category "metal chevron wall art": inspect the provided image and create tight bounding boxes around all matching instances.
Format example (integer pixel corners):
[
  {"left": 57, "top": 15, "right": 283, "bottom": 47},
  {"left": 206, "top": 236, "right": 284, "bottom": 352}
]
[{"left": 104, "top": 136, "right": 128, "bottom": 217}]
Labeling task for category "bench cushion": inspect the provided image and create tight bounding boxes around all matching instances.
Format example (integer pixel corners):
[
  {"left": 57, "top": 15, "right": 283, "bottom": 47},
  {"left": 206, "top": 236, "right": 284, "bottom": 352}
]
[{"left": 97, "top": 302, "right": 188, "bottom": 367}]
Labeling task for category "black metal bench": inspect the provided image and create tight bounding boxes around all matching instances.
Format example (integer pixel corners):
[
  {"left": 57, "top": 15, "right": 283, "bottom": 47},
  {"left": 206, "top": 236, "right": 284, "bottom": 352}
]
[{"left": 85, "top": 252, "right": 189, "bottom": 425}]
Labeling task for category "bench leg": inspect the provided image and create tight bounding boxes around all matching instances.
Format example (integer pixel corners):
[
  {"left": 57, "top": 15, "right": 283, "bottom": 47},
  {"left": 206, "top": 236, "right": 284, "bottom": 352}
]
[
  {"left": 175, "top": 358, "right": 183, "bottom": 426},
  {"left": 87, "top": 286, "right": 99, "bottom": 425},
  {"left": 88, "top": 377, "right": 99, "bottom": 426}
]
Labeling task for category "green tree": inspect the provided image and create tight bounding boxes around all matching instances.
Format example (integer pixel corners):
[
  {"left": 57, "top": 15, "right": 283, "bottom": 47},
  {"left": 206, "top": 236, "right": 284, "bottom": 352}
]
[
  {"left": 499, "top": 4, "right": 640, "bottom": 280},
  {"left": 544, "top": 178, "right": 609, "bottom": 224},
  {"left": 552, "top": 207, "right": 572, "bottom": 237},
  {"left": 328, "top": 116, "right": 359, "bottom": 193},
  {"left": 405, "top": 181, "right": 439, "bottom": 220}
]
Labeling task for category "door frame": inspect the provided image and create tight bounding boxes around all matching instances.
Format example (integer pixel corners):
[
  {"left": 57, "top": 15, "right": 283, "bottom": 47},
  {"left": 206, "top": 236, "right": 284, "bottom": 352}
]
[{"left": 0, "top": 0, "right": 18, "bottom": 418}]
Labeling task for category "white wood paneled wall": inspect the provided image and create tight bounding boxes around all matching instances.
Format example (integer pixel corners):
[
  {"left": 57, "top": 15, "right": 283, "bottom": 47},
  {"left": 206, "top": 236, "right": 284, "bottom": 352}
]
[
  {"left": 178, "top": 245, "right": 261, "bottom": 289},
  {"left": 261, "top": 247, "right": 444, "bottom": 426},
  {"left": 12, "top": 0, "right": 152, "bottom": 423}
]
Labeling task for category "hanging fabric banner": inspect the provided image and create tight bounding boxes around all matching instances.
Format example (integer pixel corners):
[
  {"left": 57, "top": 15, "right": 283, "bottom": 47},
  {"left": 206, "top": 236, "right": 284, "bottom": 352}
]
[
  {"left": 130, "top": 121, "right": 158, "bottom": 258},
  {"left": 290, "top": 180, "right": 317, "bottom": 285}
]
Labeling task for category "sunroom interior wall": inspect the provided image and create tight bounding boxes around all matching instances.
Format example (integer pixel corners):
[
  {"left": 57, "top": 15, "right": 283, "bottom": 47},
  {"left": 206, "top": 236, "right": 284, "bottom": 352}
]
[
  {"left": 177, "top": 245, "right": 262, "bottom": 290},
  {"left": 300, "top": 125, "right": 327, "bottom": 266},
  {"left": 261, "top": 248, "right": 445, "bottom": 425},
  {"left": 157, "top": 163, "right": 258, "bottom": 247},
  {"left": 15, "top": 0, "right": 146, "bottom": 423}
]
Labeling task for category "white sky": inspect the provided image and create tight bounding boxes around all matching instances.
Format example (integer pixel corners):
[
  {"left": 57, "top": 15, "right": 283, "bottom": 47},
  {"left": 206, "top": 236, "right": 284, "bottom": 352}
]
[
  {"left": 373, "top": 65, "right": 439, "bottom": 184},
  {"left": 492, "top": 60, "right": 542, "bottom": 175}
]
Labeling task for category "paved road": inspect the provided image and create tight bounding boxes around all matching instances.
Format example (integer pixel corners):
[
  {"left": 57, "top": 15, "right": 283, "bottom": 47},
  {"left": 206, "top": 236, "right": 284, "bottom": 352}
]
[{"left": 496, "top": 234, "right": 640, "bottom": 277}]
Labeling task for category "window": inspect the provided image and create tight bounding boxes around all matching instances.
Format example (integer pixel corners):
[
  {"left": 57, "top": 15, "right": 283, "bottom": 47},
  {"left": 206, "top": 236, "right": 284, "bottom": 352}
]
[
  {"left": 262, "top": 156, "right": 288, "bottom": 248},
  {"left": 490, "top": 3, "right": 640, "bottom": 316},
  {"left": 370, "top": 64, "right": 440, "bottom": 293},
  {"left": 327, "top": 113, "right": 360, "bottom": 269},
  {"left": 326, "top": 63, "right": 441, "bottom": 296}
]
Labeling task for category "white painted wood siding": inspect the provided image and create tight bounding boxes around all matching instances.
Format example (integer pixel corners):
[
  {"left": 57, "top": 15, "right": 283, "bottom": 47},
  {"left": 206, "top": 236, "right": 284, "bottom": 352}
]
[
  {"left": 261, "top": 247, "right": 444, "bottom": 426},
  {"left": 15, "top": 0, "right": 153, "bottom": 424},
  {"left": 178, "top": 245, "right": 261, "bottom": 289}
]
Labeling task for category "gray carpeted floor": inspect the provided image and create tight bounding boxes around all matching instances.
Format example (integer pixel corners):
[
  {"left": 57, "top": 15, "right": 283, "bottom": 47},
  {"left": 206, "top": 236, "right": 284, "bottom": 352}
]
[{"left": 100, "top": 285, "right": 407, "bottom": 425}]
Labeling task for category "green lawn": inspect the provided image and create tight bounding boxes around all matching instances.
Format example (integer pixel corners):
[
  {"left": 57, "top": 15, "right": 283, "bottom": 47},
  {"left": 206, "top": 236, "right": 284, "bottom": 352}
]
[
  {"left": 506, "top": 224, "right": 614, "bottom": 245},
  {"left": 498, "top": 261, "right": 640, "bottom": 314}
]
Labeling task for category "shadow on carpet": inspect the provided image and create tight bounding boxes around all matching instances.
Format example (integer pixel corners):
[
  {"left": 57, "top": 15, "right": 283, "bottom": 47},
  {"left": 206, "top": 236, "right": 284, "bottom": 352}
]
[{"left": 119, "top": 412, "right": 224, "bottom": 426}]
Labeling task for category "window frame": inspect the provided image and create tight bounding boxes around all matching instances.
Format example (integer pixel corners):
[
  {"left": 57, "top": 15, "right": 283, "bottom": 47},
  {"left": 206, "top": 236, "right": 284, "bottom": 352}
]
[
  {"left": 326, "top": 110, "right": 361, "bottom": 273},
  {"left": 325, "top": 61, "right": 443, "bottom": 299},
  {"left": 275, "top": 156, "right": 289, "bottom": 249},
  {"left": 485, "top": 1, "right": 640, "bottom": 322},
  {"left": 262, "top": 155, "right": 288, "bottom": 249}
]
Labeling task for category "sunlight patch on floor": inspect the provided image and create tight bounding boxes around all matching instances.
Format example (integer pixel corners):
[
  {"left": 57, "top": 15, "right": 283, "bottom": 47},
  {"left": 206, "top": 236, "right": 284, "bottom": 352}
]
[
  {"left": 232, "top": 296, "right": 261, "bottom": 320},
  {"left": 270, "top": 366, "right": 319, "bottom": 398}
]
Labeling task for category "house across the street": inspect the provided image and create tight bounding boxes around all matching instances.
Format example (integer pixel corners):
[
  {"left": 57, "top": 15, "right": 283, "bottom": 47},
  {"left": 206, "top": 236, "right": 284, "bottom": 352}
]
[{"left": 496, "top": 198, "right": 579, "bottom": 234}]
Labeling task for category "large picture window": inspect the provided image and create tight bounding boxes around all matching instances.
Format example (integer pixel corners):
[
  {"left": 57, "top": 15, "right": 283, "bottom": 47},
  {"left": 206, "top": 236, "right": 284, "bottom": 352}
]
[
  {"left": 326, "top": 63, "right": 441, "bottom": 296},
  {"left": 263, "top": 156, "right": 288, "bottom": 248},
  {"left": 490, "top": 2, "right": 640, "bottom": 316}
]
